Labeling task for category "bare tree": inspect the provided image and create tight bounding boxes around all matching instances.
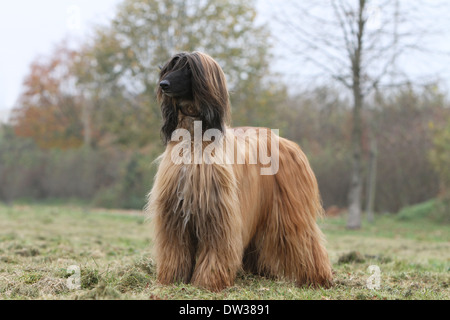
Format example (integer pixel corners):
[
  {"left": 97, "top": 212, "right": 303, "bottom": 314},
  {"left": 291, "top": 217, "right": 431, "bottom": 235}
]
[{"left": 272, "top": 0, "right": 446, "bottom": 229}]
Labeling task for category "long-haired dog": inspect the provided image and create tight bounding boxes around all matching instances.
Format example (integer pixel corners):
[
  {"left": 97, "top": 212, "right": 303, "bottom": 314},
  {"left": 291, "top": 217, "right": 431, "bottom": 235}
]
[{"left": 147, "top": 51, "right": 333, "bottom": 291}]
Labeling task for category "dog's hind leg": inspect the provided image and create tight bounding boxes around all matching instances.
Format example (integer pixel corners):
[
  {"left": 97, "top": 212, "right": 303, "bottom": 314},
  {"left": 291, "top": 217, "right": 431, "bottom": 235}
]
[
  {"left": 255, "top": 140, "right": 333, "bottom": 288},
  {"left": 254, "top": 201, "right": 333, "bottom": 288}
]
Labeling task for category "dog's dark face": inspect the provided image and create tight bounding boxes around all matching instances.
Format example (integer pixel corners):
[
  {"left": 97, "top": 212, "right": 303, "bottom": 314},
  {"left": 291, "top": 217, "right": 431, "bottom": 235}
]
[
  {"left": 157, "top": 52, "right": 231, "bottom": 145},
  {"left": 159, "top": 54, "right": 193, "bottom": 99}
]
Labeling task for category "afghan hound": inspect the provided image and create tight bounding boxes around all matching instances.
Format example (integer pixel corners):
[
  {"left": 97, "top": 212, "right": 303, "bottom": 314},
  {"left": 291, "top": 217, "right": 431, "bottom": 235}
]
[{"left": 147, "top": 51, "right": 333, "bottom": 292}]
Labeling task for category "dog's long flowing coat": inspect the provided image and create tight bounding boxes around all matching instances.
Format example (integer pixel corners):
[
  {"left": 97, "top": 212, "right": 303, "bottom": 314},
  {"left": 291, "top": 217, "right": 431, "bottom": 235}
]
[{"left": 147, "top": 52, "right": 333, "bottom": 291}]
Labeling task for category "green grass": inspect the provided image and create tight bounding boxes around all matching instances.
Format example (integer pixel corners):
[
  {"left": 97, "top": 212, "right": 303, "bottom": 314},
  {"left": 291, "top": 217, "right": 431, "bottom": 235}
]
[
  {"left": 397, "top": 199, "right": 449, "bottom": 224},
  {"left": 0, "top": 203, "right": 448, "bottom": 300}
]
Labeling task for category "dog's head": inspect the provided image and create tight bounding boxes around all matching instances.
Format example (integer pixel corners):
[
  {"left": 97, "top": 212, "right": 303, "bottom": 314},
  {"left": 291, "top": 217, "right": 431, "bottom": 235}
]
[
  {"left": 157, "top": 52, "right": 231, "bottom": 145},
  {"left": 158, "top": 52, "right": 193, "bottom": 99}
]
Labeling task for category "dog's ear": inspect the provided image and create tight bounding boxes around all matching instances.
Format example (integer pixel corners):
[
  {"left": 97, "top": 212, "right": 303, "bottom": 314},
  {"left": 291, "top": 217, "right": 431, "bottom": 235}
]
[
  {"left": 188, "top": 52, "right": 230, "bottom": 133},
  {"left": 160, "top": 99, "right": 179, "bottom": 145}
]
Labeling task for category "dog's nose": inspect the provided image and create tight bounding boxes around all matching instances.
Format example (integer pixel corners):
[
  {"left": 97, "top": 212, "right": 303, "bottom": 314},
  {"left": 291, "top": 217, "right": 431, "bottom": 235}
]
[{"left": 160, "top": 80, "right": 170, "bottom": 91}]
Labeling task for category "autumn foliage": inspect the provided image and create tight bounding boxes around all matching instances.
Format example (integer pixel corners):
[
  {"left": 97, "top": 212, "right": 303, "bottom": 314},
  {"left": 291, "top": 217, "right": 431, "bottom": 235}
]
[
  {"left": 11, "top": 45, "right": 86, "bottom": 149},
  {"left": 2, "top": 0, "right": 450, "bottom": 215}
]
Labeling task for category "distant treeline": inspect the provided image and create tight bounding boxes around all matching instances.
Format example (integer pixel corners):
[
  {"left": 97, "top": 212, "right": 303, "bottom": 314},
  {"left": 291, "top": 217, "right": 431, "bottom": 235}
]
[
  {"left": 1, "top": 84, "right": 449, "bottom": 213},
  {"left": 1, "top": 0, "right": 450, "bottom": 216}
]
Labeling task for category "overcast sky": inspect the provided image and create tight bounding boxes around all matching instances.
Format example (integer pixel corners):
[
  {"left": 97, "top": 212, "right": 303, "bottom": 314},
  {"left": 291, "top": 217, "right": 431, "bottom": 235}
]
[
  {"left": 0, "top": 0, "right": 122, "bottom": 122},
  {"left": 1, "top": 1, "right": 450, "bottom": 122}
]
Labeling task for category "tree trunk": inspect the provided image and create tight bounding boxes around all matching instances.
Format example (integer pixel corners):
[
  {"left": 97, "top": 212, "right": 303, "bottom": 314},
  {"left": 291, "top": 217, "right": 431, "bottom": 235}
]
[
  {"left": 347, "top": 0, "right": 366, "bottom": 230},
  {"left": 347, "top": 84, "right": 364, "bottom": 229},
  {"left": 82, "top": 98, "right": 92, "bottom": 148},
  {"left": 365, "top": 130, "right": 377, "bottom": 223}
]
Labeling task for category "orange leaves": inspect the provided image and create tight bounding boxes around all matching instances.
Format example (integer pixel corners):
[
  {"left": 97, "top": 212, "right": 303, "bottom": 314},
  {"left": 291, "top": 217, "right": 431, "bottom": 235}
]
[
  {"left": 13, "top": 104, "right": 83, "bottom": 150},
  {"left": 12, "top": 43, "right": 84, "bottom": 149}
]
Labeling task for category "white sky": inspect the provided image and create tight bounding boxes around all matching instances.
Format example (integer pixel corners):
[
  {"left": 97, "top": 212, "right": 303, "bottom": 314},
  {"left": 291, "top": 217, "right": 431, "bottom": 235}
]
[
  {"left": 1, "top": 0, "right": 450, "bottom": 122},
  {"left": 0, "top": 0, "right": 122, "bottom": 122}
]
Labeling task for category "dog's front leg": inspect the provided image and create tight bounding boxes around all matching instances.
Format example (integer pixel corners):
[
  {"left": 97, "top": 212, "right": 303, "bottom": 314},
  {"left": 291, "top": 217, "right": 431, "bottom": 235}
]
[
  {"left": 189, "top": 188, "right": 244, "bottom": 292},
  {"left": 154, "top": 223, "right": 196, "bottom": 285},
  {"left": 191, "top": 234, "right": 243, "bottom": 292}
]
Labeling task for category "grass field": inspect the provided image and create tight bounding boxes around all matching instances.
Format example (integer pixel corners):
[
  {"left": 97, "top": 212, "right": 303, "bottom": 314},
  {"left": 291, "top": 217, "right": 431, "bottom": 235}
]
[{"left": 0, "top": 203, "right": 448, "bottom": 300}]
